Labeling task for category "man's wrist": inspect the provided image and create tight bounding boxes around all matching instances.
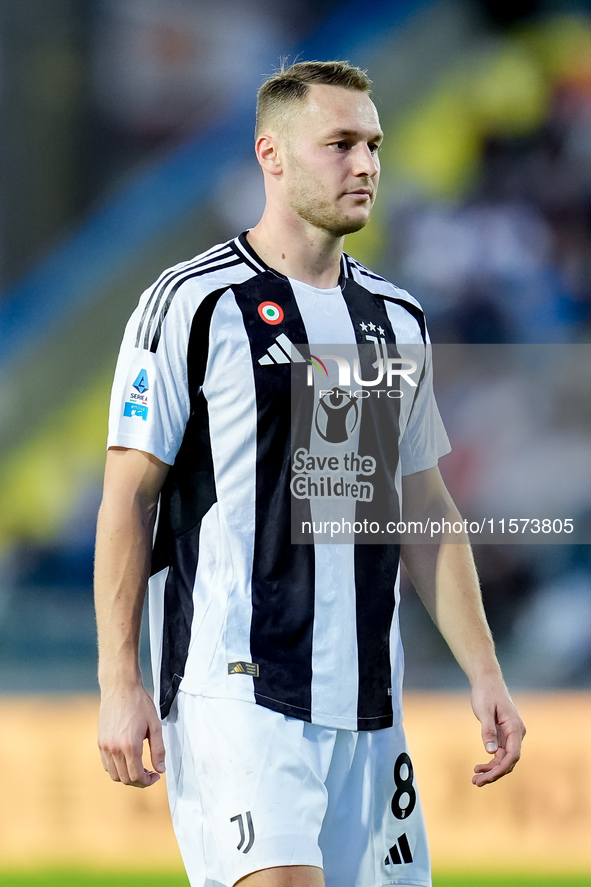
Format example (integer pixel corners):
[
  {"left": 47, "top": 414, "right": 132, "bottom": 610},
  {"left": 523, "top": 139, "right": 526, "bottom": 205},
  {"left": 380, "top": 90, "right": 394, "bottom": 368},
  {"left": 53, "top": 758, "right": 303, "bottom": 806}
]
[
  {"left": 465, "top": 656, "right": 505, "bottom": 690},
  {"left": 98, "top": 661, "right": 143, "bottom": 693},
  {"left": 466, "top": 646, "right": 505, "bottom": 690}
]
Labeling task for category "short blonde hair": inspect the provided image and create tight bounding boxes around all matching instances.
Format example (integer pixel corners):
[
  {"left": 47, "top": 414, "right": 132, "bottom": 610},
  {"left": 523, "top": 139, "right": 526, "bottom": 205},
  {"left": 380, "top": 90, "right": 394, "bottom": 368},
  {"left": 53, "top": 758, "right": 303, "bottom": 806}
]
[{"left": 256, "top": 60, "right": 373, "bottom": 136}]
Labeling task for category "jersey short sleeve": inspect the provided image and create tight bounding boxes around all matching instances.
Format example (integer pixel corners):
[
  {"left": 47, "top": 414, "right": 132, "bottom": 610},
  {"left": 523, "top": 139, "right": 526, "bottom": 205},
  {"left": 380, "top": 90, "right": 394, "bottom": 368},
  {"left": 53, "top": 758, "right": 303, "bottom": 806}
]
[
  {"left": 107, "top": 287, "right": 192, "bottom": 465},
  {"left": 398, "top": 341, "right": 451, "bottom": 476}
]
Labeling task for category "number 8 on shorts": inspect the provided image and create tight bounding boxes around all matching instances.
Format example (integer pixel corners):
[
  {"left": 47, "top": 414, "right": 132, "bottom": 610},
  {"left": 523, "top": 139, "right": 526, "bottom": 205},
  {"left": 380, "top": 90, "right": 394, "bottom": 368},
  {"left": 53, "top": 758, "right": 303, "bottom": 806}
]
[{"left": 391, "top": 752, "right": 417, "bottom": 820}]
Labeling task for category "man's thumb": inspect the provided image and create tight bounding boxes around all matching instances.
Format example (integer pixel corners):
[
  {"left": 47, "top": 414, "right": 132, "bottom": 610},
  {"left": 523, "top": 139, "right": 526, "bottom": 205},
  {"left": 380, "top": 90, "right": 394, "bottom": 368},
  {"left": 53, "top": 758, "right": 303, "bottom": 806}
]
[
  {"left": 482, "top": 722, "right": 498, "bottom": 754},
  {"left": 148, "top": 725, "right": 166, "bottom": 772}
]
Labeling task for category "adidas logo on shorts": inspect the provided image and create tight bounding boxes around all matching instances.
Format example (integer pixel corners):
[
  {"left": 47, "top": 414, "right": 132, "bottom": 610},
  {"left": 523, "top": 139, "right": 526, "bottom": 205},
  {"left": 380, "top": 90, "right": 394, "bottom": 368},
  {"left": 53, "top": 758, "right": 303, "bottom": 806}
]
[{"left": 384, "top": 833, "right": 413, "bottom": 866}]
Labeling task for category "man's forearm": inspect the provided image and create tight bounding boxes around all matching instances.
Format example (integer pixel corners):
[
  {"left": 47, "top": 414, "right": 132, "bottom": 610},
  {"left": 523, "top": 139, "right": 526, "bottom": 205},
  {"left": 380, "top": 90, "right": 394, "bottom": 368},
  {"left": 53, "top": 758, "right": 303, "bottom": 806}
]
[
  {"left": 94, "top": 448, "right": 166, "bottom": 690},
  {"left": 401, "top": 537, "right": 502, "bottom": 686},
  {"left": 400, "top": 466, "right": 504, "bottom": 685},
  {"left": 94, "top": 493, "right": 156, "bottom": 689}
]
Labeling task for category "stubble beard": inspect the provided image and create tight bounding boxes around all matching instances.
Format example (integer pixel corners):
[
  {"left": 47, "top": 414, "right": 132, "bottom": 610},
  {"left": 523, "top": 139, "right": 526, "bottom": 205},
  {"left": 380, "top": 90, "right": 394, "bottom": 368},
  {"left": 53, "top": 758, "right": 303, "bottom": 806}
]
[
  {"left": 290, "top": 195, "right": 370, "bottom": 237},
  {"left": 286, "top": 156, "right": 373, "bottom": 238},
  {"left": 289, "top": 189, "right": 371, "bottom": 237}
]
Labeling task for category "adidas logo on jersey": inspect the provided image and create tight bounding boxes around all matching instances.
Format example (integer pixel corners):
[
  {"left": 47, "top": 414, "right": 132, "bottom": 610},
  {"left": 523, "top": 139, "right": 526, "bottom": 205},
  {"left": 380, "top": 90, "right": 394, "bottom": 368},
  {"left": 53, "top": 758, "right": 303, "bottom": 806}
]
[
  {"left": 384, "top": 833, "right": 413, "bottom": 866},
  {"left": 258, "top": 333, "right": 307, "bottom": 366}
]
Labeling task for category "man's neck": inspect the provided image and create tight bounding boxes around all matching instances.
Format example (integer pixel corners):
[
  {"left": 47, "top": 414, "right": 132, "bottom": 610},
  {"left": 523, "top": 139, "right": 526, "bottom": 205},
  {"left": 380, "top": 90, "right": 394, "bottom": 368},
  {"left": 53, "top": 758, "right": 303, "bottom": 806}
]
[{"left": 246, "top": 214, "right": 344, "bottom": 290}]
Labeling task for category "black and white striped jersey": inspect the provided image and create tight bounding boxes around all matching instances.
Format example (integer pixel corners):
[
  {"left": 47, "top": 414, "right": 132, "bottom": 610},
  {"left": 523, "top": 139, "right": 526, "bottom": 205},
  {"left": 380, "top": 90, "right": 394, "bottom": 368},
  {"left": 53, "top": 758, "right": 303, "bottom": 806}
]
[{"left": 107, "top": 233, "right": 450, "bottom": 731}]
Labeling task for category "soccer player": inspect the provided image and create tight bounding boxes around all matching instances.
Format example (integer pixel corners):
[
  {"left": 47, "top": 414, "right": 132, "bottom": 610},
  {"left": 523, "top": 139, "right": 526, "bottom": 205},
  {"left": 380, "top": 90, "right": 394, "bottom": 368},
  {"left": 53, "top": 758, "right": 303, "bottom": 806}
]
[{"left": 95, "top": 61, "right": 525, "bottom": 887}]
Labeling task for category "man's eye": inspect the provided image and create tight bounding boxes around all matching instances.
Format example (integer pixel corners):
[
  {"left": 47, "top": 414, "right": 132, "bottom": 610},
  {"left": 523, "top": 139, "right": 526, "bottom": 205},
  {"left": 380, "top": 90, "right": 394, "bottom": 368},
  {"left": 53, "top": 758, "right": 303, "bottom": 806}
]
[{"left": 369, "top": 143, "right": 380, "bottom": 154}]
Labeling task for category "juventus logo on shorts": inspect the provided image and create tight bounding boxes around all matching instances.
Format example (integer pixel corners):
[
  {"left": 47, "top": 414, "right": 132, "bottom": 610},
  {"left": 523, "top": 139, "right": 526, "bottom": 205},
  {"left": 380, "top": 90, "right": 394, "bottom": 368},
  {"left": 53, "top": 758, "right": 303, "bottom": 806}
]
[{"left": 230, "top": 811, "right": 255, "bottom": 853}]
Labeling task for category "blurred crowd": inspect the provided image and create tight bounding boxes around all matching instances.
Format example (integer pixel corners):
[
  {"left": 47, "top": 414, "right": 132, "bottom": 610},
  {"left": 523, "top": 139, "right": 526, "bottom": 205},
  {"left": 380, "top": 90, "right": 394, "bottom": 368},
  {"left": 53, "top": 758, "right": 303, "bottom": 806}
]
[
  {"left": 0, "top": 0, "right": 330, "bottom": 290},
  {"left": 387, "top": 31, "right": 591, "bottom": 690},
  {"left": 390, "top": 77, "right": 591, "bottom": 345},
  {"left": 0, "top": 0, "right": 590, "bottom": 693}
]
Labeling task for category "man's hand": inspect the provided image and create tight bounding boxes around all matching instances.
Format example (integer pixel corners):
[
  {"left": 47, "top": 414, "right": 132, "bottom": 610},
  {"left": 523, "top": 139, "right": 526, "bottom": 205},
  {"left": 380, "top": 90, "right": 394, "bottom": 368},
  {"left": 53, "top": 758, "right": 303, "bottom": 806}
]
[
  {"left": 98, "top": 683, "right": 166, "bottom": 788},
  {"left": 470, "top": 681, "right": 526, "bottom": 787}
]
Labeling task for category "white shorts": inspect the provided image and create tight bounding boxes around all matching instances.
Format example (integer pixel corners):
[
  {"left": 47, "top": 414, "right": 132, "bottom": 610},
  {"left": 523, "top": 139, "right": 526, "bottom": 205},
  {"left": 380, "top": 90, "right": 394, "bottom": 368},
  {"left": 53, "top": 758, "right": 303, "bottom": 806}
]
[{"left": 163, "top": 691, "right": 431, "bottom": 887}]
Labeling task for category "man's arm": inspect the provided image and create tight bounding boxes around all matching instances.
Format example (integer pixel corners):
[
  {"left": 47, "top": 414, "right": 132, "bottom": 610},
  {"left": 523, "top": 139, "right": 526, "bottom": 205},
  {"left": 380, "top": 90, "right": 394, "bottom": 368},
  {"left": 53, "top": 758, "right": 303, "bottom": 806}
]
[
  {"left": 95, "top": 446, "right": 170, "bottom": 788},
  {"left": 400, "top": 466, "right": 526, "bottom": 787}
]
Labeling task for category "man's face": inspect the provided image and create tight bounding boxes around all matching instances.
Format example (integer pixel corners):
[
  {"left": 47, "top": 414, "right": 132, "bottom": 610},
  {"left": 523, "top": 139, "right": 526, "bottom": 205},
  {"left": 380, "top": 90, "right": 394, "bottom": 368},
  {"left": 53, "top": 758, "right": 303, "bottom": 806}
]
[{"left": 279, "top": 84, "right": 383, "bottom": 238}]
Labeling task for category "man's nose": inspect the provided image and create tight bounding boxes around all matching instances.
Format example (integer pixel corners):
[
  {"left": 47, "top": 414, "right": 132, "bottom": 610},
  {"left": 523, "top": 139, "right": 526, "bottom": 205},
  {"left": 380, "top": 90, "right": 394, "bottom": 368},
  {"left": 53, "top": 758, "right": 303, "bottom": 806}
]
[{"left": 352, "top": 144, "right": 379, "bottom": 176}]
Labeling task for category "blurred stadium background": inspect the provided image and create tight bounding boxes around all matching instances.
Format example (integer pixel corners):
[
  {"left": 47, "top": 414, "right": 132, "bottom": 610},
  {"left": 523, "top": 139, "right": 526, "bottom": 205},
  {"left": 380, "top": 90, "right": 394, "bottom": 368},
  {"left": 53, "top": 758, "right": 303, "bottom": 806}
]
[{"left": 0, "top": 0, "right": 590, "bottom": 882}]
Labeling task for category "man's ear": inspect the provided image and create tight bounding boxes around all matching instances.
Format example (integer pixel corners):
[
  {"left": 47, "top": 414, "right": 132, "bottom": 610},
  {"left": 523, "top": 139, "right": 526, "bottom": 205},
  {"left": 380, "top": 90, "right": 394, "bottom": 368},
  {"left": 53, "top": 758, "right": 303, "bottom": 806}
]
[{"left": 255, "top": 134, "right": 283, "bottom": 176}]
